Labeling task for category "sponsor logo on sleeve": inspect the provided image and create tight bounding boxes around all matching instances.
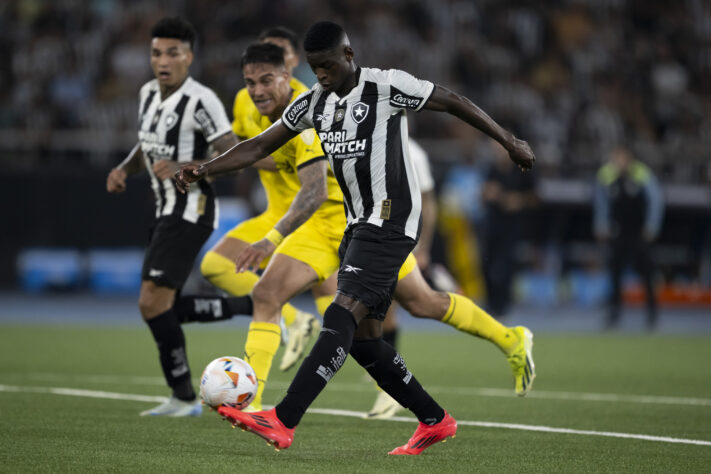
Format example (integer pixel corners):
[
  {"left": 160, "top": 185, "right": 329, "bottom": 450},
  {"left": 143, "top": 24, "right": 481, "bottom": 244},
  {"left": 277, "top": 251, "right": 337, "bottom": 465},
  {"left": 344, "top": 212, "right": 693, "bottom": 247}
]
[
  {"left": 389, "top": 86, "right": 423, "bottom": 109},
  {"left": 195, "top": 108, "right": 217, "bottom": 137},
  {"left": 285, "top": 96, "right": 310, "bottom": 126}
]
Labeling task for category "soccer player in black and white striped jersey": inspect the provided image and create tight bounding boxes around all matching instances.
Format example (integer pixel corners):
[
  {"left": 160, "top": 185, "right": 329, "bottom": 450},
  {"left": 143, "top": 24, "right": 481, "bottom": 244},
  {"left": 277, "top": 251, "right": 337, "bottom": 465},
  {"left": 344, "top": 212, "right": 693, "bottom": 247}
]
[
  {"left": 106, "top": 18, "right": 255, "bottom": 417},
  {"left": 176, "top": 21, "right": 535, "bottom": 453}
]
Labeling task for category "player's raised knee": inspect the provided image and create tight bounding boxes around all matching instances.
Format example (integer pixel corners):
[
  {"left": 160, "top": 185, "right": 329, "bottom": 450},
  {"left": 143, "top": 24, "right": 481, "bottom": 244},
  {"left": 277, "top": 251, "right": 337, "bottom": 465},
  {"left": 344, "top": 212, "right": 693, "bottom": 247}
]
[{"left": 200, "top": 250, "right": 232, "bottom": 281}]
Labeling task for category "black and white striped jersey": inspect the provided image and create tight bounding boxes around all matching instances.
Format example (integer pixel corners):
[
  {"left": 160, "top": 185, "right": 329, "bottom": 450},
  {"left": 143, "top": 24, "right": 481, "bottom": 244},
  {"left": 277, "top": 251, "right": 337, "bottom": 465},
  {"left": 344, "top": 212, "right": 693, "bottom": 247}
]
[
  {"left": 137, "top": 77, "right": 231, "bottom": 228},
  {"left": 281, "top": 67, "right": 434, "bottom": 240}
]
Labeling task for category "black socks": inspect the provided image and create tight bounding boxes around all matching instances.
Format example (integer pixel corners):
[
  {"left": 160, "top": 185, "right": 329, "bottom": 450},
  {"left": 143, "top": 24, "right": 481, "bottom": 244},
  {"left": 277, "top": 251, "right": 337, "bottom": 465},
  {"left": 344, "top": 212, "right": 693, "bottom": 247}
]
[
  {"left": 276, "top": 304, "right": 357, "bottom": 428},
  {"left": 274, "top": 303, "right": 444, "bottom": 428},
  {"left": 174, "top": 295, "right": 253, "bottom": 323},
  {"left": 350, "top": 338, "right": 444, "bottom": 425},
  {"left": 382, "top": 328, "right": 398, "bottom": 350},
  {"left": 146, "top": 308, "right": 195, "bottom": 401}
]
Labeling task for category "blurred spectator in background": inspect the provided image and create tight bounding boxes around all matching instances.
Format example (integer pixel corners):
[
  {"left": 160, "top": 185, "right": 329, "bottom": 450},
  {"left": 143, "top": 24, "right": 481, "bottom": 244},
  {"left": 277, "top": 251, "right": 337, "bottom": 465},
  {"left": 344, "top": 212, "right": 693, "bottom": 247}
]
[
  {"left": 481, "top": 142, "right": 538, "bottom": 318},
  {"left": 3, "top": 0, "right": 710, "bottom": 184},
  {"left": 594, "top": 145, "right": 664, "bottom": 330}
]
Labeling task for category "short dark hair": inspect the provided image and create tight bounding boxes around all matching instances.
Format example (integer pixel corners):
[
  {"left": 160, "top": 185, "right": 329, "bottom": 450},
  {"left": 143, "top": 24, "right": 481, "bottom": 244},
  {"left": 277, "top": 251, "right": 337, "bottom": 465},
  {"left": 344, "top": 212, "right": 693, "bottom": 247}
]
[
  {"left": 240, "top": 42, "right": 286, "bottom": 69},
  {"left": 151, "top": 17, "right": 196, "bottom": 50},
  {"left": 303, "top": 21, "right": 345, "bottom": 53},
  {"left": 258, "top": 26, "right": 299, "bottom": 53}
]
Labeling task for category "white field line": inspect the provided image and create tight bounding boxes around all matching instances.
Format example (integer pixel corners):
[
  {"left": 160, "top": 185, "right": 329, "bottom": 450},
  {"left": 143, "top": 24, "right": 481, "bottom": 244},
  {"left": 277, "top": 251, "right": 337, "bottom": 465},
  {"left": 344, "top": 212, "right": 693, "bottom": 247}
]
[
  {"left": 0, "top": 384, "right": 167, "bottom": 403},
  {"left": 1, "top": 383, "right": 709, "bottom": 447},
  {"left": 17, "top": 372, "right": 711, "bottom": 408}
]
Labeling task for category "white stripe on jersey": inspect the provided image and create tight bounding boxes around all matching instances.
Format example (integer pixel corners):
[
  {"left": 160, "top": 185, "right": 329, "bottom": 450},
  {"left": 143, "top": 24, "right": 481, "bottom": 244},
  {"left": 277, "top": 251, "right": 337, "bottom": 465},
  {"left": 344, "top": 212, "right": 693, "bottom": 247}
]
[
  {"left": 408, "top": 139, "right": 434, "bottom": 193},
  {"left": 183, "top": 190, "right": 199, "bottom": 224},
  {"left": 162, "top": 181, "right": 177, "bottom": 217},
  {"left": 400, "top": 119, "right": 422, "bottom": 236},
  {"left": 363, "top": 80, "right": 393, "bottom": 229}
]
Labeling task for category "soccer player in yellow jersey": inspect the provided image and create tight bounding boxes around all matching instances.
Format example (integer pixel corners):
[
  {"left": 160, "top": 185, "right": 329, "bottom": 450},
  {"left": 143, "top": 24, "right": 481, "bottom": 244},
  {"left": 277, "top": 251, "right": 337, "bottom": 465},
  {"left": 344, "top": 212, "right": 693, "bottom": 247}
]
[
  {"left": 199, "top": 28, "right": 323, "bottom": 374},
  {"left": 199, "top": 41, "right": 346, "bottom": 410}
]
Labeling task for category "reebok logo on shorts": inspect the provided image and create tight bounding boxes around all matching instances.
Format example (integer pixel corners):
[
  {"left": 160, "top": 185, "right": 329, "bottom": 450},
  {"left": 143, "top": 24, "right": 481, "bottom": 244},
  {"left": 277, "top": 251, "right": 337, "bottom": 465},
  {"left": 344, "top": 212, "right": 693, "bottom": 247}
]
[
  {"left": 344, "top": 265, "right": 362, "bottom": 274},
  {"left": 148, "top": 268, "right": 164, "bottom": 277}
]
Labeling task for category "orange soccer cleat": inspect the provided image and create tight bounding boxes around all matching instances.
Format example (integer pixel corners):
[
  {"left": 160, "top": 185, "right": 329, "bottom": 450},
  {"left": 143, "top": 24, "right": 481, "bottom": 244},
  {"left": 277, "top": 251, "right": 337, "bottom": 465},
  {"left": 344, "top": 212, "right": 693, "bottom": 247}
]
[
  {"left": 388, "top": 411, "right": 457, "bottom": 455},
  {"left": 218, "top": 406, "right": 294, "bottom": 451}
]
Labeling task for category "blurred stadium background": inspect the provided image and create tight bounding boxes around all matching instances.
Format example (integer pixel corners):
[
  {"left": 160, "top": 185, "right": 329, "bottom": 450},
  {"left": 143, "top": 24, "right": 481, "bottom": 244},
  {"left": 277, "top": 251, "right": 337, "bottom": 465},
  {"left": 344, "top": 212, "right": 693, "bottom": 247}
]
[
  {"left": 2, "top": 0, "right": 710, "bottom": 328},
  {"left": 1, "top": 1, "right": 711, "bottom": 471}
]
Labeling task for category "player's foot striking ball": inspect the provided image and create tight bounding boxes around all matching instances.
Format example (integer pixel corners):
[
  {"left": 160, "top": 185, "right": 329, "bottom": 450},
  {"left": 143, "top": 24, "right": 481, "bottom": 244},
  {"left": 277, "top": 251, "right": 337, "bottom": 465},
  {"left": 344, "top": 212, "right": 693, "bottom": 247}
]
[{"left": 219, "top": 407, "right": 294, "bottom": 450}]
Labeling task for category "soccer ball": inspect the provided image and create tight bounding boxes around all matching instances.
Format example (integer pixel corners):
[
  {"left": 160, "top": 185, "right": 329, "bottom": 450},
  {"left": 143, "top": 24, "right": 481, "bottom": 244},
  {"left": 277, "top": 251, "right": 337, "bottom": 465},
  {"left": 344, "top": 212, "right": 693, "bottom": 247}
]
[{"left": 199, "top": 356, "right": 258, "bottom": 409}]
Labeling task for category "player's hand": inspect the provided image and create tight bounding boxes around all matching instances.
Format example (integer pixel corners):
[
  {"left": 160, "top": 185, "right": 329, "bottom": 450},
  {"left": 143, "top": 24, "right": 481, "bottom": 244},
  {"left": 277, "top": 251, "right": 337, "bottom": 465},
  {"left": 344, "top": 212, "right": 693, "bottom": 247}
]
[
  {"left": 153, "top": 159, "right": 181, "bottom": 181},
  {"left": 173, "top": 163, "right": 206, "bottom": 194},
  {"left": 106, "top": 168, "right": 127, "bottom": 193},
  {"left": 235, "top": 239, "right": 276, "bottom": 273},
  {"left": 507, "top": 138, "right": 535, "bottom": 171}
]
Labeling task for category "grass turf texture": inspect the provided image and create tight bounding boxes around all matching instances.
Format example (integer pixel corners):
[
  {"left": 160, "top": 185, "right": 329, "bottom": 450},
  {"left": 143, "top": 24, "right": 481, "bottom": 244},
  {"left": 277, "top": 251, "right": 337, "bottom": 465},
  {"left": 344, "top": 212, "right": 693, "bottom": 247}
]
[{"left": 0, "top": 324, "right": 710, "bottom": 473}]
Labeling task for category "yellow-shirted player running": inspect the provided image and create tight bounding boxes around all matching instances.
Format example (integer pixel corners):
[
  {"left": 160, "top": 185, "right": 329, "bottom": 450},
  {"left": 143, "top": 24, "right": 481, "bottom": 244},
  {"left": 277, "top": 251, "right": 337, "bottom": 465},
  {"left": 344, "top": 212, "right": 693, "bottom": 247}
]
[
  {"left": 199, "top": 29, "right": 326, "bottom": 377},
  {"left": 201, "top": 41, "right": 346, "bottom": 410}
]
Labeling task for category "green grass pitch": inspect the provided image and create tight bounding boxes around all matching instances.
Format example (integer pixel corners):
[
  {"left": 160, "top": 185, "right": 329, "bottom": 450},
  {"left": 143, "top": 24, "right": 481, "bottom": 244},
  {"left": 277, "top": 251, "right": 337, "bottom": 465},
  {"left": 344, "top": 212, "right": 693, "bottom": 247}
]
[{"left": 1, "top": 324, "right": 710, "bottom": 473}]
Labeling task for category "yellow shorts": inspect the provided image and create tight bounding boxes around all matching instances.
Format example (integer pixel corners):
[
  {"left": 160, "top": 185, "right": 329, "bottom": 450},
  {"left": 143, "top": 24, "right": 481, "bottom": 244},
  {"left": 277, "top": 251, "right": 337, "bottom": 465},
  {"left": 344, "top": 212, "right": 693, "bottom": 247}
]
[
  {"left": 225, "top": 210, "right": 282, "bottom": 243},
  {"left": 224, "top": 210, "right": 284, "bottom": 269},
  {"left": 397, "top": 252, "right": 418, "bottom": 281},
  {"left": 226, "top": 210, "right": 416, "bottom": 283},
  {"left": 276, "top": 218, "right": 342, "bottom": 282}
]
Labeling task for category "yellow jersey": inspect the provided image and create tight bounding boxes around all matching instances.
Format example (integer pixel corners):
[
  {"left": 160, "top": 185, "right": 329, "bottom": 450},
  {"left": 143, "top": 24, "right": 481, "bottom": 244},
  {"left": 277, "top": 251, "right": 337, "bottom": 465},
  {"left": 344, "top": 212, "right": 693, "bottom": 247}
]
[{"left": 231, "top": 77, "right": 345, "bottom": 228}]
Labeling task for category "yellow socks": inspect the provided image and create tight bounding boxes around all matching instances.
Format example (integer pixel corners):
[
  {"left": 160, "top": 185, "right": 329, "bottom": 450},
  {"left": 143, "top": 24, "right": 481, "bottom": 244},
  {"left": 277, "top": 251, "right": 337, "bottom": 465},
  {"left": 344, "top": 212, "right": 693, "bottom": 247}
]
[
  {"left": 280, "top": 304, "right": 298, "bottom": 327},
  {"left": 314, "top": 295, "right": 333, "bottom": 317},
  {"left": 243, "top": 321, "right": 281, "bottom": 409},
  {"left": 442, "top": 293, "right": 518, "bottom": 354},
  {"left": 200, "top": 250, "right": 301, "bottom": 325}
]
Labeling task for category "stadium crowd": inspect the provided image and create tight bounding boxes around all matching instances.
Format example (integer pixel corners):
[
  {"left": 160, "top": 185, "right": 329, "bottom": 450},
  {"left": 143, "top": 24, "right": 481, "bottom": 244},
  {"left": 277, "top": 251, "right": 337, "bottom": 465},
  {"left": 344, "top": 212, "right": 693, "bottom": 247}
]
[{"left": 2, "top": 0, "right": 710, "bottom": 183}]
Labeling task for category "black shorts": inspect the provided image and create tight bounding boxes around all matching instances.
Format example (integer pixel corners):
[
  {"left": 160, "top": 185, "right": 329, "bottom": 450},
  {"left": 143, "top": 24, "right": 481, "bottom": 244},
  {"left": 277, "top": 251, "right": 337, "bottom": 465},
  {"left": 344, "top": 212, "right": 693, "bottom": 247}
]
[
  {"left": 337, "top": 223, "right": 416, "bottom": 320},
  {"left": 141, "top": 217, "right": 213, "bottom": 289}
]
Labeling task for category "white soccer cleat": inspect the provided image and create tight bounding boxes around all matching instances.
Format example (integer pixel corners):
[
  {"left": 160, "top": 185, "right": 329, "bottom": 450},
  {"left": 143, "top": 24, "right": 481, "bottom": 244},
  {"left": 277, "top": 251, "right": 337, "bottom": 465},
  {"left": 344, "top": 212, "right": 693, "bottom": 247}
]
[
  {"left": 139, "top": 396, "right": 202, "bottom": 417},
  {"left": 364, "top": 390, "right": 403, "bottom": 420},
  {"left": 279, "top": 310, "right": 320, "bottom": 371}
]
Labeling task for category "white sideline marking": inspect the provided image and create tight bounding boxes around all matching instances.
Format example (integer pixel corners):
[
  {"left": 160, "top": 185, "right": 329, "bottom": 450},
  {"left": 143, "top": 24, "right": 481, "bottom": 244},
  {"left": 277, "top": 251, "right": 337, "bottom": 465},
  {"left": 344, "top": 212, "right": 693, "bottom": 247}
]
[
  {"left": 1, "top": 384, "right": 709, "bottom": 447},
  {"left": 0, "top": 384, "right": 167, "bottom": 403},
  {"left": 308, "top": 408, "right": 711, "bottom": 447},
  {"left": 19, "top": 372, "right": 711, "bottom": 407}
]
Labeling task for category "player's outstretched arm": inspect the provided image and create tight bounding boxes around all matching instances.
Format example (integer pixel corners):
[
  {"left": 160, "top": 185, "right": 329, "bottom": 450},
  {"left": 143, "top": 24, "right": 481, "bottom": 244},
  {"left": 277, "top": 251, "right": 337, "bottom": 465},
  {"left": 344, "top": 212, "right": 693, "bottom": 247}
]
[
  {"left": 210, "top": 131, "right": 239, "bottom": 156},
  {"left": 234, "top": 159, "right": 329, "bottom": 273},
  {"left": 212, "top": 134, "right": 278, "bottom": 171},
  {"left": 107, "top": 143, "right": 144, "bottom": 193},
  {"left": 174, "top": 121, "right": 296, "bottom": 192},
  {"left": 424, "top": 85, "right": 535, "bottom": 171}
]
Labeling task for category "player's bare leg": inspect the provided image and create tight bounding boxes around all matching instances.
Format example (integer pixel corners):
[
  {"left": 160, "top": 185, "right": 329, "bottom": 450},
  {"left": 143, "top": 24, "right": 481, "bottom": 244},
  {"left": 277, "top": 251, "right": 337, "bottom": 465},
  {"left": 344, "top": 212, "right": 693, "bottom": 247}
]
[
  {"left": 201, "top": 235, "right": 306, "bottom": 340},
  {"left": 138, "top": 281, "right": 201, "bottom": 416},
  {"left": 394, "top": 265, "right": 535, "bottom": 396},
  {"left": 247, "top": 254, "right": 319, "bottom": 409}
]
